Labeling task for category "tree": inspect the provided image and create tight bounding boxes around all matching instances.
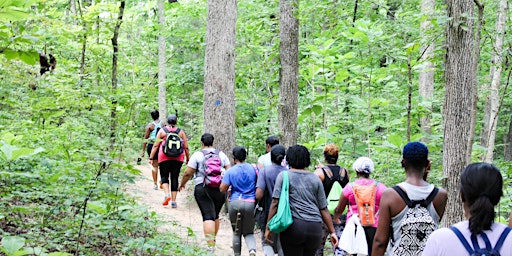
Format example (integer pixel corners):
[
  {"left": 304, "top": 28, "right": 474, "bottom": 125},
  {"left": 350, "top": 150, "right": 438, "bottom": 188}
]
[
  {"left": 480, "top": 0, "right": 508, "bottom": 163},
  {"left": 418, "top": 0, "right": 434, "bottom": 140},
  {"left": 157, "top": 0, "right": 167, "bottom": 119},
  {"left": 278, "top": 0, "right": 299, "bottom": 149},
  {"left": 109, "top": 0, "right": 125, "bottom": 148},
  {"left": 202, "top": 0, "right": 237, "bottom": 154},
  {"left": 442, "top": 0, "right": 476, "bottom": 226}
]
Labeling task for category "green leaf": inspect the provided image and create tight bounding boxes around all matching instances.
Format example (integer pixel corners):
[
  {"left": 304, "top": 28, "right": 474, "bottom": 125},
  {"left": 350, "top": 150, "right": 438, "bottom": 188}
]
[
  {"left": 1, "top": 236, "right": 25, "bottom": 256},
  {"left": 387, "top": 134, "right": 404, "bottom": 148},
  {"left": 0, "top": 8, "right": 29, "bottom": 21},
  {"left": 18, "top": 51, "right": 38, "bottom": 65},
  {"left": 48, "top": 252, "right": 73, "bottom": 256},
  {"left": 2, "top": 48, "right": 18, "bottom": 60}
]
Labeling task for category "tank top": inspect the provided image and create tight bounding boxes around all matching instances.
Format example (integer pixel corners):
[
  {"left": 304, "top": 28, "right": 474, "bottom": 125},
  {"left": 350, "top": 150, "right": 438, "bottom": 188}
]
[
  {"left": 157, "top": 125, "right": 185, "bottom": 163},
  {"left": 149, "top": 121, "right": 161, "bottom": 142},
  {"left": 321, "top": 165, "right": 349, "bottom": 196}
]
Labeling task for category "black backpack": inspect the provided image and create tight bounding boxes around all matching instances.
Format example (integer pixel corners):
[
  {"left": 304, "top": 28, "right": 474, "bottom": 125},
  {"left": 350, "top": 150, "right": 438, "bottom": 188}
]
[
  {"left": 450, "top": 226, "right": 511, "bottom": 256},
  {"left": 162, "top": 126, "right": 183, "bottom": 157}
]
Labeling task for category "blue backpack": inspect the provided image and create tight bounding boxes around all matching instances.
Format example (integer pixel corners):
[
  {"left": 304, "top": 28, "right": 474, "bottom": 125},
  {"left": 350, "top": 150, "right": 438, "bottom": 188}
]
[{"left": 450, "top": 226, "right": 511, "bottom": 256}]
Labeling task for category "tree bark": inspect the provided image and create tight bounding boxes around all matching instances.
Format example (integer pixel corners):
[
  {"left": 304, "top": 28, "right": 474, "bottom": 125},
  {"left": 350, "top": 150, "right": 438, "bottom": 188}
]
[
  {"left": 203, "top": 0, "right": 237, "bottom": 156},
  {"left": 157, "top": 0, "right": 167, "bottom": 119},
  {"left": 467, "top": 1, "right": 484, "bottom": 160},
  {"left": 505, "top": 115, "right": 512, "bottom": 161},
  {"left": 442, "top": 0, "right": 475, "bottom": 227},
  {"left": 418, "top": 0, "right": 434, "bottom": 140},
  {"left": 482, "top": 0, "right": 508, "bottom": 163},
  {"left": 278, "top": 0, "right": 299, "bottom": 149},
  {"left": 109, "top": 0, "right": 125, "bottom": 148}
]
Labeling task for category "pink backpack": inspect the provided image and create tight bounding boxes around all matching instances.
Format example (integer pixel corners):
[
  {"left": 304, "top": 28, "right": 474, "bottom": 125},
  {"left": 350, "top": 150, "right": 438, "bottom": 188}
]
[{"left": 202, "top": 149, "right": 222, "bottom": 188}]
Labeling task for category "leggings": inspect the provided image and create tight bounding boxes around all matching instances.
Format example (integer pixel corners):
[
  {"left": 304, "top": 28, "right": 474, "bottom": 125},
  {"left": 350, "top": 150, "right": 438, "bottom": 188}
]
[
  {"left": 228, "top": 200, "right": 257, "bottom": 256},
  {"left": 159, "top": 160, "right": 182, "bottom": 191},
  {"left": 194, "top": 184, "right": 226, "bottom": 221},
  {"left": 280, "top": 218, "right": 323, "bottom": 256},
  {"left": 316, "top": 214, "right": 345, "bottom": 256}
]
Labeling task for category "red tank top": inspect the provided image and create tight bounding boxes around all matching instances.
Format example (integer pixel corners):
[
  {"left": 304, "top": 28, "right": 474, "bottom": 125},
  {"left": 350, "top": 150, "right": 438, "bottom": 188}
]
[{"left": 158, "top": 126, "right": 185, "bottom": 163}]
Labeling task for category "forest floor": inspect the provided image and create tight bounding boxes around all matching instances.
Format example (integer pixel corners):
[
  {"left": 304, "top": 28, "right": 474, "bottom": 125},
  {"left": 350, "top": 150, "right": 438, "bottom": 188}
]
[{"left": 126, "top": 163, "right": 264, "bottom": 256}]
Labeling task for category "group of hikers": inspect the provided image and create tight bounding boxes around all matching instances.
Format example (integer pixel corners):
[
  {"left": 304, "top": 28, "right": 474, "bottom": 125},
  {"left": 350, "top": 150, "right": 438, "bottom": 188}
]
[{"left": 141, "top": 110, "right": 512, "bottom": 256}]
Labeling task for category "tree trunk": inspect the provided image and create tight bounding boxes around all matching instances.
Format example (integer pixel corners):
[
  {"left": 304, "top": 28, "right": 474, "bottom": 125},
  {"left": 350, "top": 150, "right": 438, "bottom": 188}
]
[
  {"left": 109, "top": 1, "right": 125, "bottom": 148},
  {"left": 482, "top": 0, "right": 508, "bottom": 163},
  {"left": 203, "top": 0, "right": 237, "bottom": 156},
  {"left": 418, "top": 0, "right": 434, "bottom": 141},
  {"left": 278, "top": 0, "right": 299, "bottom": 149},
  {"left": 442, "top": 0, "right": 475, "bottom": 227},
  {"left": 505, "top": 115, "right": 512, "bottom": 161},
  {"left": 157, "top": 0, "right": 167, "bottom": 119},
  {"left": 467, "top": 1, "right": 484, "bottom": 160}
]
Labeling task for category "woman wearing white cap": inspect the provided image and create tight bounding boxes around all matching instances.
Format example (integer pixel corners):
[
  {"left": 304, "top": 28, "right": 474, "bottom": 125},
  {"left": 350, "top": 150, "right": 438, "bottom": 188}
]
[{"left": 333, "top": 157, "right": 387, "bottom": 256}]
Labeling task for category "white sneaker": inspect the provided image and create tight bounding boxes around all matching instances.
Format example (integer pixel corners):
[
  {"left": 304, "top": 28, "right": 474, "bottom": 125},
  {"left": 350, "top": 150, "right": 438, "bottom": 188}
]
[
  {"left": 249, "top": 249, "right": 256, "bottom": 256},
  {"left": 152, "top": 184, "right": 158, "bottom": 190}
]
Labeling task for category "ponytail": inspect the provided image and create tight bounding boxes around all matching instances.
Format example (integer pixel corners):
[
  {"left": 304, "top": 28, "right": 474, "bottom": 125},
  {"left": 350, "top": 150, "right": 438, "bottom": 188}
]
[
  {"left": 460, "top": 163, "right": 503, "bottom": 235},
  {"left": 468, "top": 195, "right": 495, "bottom": 234}
]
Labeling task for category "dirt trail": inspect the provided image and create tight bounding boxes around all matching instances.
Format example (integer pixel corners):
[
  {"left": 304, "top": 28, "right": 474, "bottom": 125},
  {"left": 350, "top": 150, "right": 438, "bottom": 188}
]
[{"left": 126, "top": 164, "right": 264, "bottom": 256}]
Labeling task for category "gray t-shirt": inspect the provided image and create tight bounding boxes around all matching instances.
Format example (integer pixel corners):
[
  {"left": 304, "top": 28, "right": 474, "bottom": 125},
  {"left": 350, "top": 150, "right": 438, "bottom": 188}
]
[
  {"left": 273, "top": 170, "right": 327, "bottom": 223},
  {"left": 187, "top": 148, "right": 231, "bottom": 186}
]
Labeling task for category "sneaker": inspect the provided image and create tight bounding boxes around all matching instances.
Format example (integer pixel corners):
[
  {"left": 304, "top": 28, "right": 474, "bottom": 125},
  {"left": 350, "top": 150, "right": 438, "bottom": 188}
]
[
  {"left": 207, "top": 246, "right": 215, "bottom": 253},
  {"left": 249, "top": 249, "right": 256, "bottom": 256},
  {"left": 171, "top": 201, "right": 177, "bottom": 208},
  {"left": 153, "top": 184, "right": 158, "bottom": 190},
  {"left": 162, "top": 196, "right": 171, "bottom": 207}
]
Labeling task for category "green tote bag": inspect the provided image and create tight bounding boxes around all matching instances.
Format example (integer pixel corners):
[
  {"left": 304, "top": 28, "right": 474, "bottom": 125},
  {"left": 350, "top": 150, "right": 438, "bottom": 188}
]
[{"left": 267, "top": 171, "right": 293, "bottom": 233}]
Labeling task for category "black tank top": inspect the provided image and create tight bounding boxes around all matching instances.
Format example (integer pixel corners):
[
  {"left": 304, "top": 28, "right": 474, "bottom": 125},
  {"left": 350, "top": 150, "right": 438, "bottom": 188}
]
[{"left": 322, "top": 165, "right": 349, "bottom": 197}]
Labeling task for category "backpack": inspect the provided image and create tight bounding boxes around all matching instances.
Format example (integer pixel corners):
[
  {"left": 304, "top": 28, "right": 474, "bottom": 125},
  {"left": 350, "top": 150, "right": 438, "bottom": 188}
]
[
  {"left": 450, "top": 226, "right": 511, "bottom": 256},
  {"left": 162, "top": 126, "right": 183, "bottom": 157},
  {"left": 328, "top": 182, "right": 343, "bottom": 215},
  {"left": 391, "top": 186, "right": 439, "bottom": 256},
  {"left": 201, "top": 149, "right": 223, "bottom": 188},
  {"left": 351, "top": 181, "right": 378, "bottom": 226}
]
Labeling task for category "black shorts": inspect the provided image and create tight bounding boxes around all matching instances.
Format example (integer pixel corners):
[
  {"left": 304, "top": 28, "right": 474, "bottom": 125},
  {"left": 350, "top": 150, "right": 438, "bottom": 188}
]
[
  {"left": 146, "top": 143, "right": 158, "bottom": 160},
  {"left": 194, "top": 184, "right": 226, "bottom": 221}
]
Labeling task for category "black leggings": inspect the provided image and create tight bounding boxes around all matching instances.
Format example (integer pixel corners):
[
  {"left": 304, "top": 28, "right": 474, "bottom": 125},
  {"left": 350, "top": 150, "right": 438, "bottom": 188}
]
[
  {"left": 363, "top": 226, "right": 377, "bottom": 256},
  {"left": 280, "top": 218, "right": 323, "bottom": 256},
  {"left": 159, "top": 160, "right": 183, "bottom": 191},
  {"left": 194, "top": 184, "right": 226, "bottom": 221}
]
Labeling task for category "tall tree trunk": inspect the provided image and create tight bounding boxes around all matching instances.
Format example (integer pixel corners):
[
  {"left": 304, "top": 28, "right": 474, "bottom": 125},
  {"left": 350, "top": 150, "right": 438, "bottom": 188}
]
[
  {"left": 70, "top": 0, "right": 77, "bottom": 25},
  {"left": 505, "top": 115, "right": 512, "bottom": 161},
  {"left": 109, "top": 0, "right": 125, "bottom": 148},
  {"left": 419, "top": 0, "right": 434, "bottom": 141},
  {"left": 157, "top": 0, "right": 167, "bottom": 119},
  {"left": 278, "top": 0, "right": 299, "bottom": 149},
  {"left": 442, "top": 0, "right": 475, "bottom": 227},
  {"left": 467, "top": 1, "right": 484, "bottom": 160},
  {"left": 482, "top": 0, "right": 508, "bottom": 163},
  {"left": 203, "top": 0, "right": 237, "bottom": 155},
  {"left": 76, "top": 0, "right": 86, "bottom": 82}
]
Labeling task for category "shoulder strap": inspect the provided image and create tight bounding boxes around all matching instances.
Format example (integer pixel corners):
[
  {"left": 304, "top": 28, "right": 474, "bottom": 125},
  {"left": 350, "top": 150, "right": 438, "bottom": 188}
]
[
  {"left": 392, "top": 186, "right": 414, "bottom": 208},
  {"left": 175, "top": 127, "right": 181, "bottom": 134},
  {"left": 494, "top": 227, "right": 511, "bottom": 252},
  {"left": 321, "top": 167, "right": 333, "bottom": 179},
  {"left": 422, "top": 187, "right": 439, "bottom": 207},
  {"left": 450, "top": 226, "right": 475, "bottom": 254},
  {"left": 162, "top": 126, "right": 169, "bottom": 133}
]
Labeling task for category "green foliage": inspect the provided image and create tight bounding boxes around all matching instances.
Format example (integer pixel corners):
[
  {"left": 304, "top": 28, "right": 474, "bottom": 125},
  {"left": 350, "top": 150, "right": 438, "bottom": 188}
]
[{"left": 1, "top": 0, "right": 512, "bottom": 251}]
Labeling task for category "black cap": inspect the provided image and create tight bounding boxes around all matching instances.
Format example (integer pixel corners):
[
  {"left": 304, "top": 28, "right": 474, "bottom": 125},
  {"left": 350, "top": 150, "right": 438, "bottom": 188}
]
[{"left": 167, "top": 114, "right": 177, "bottom": 125}]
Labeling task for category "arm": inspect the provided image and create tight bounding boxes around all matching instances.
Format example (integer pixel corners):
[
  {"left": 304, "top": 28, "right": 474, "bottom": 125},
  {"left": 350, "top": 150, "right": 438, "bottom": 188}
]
[
  {"left": 148, "top": 129, "right": 163, "bottom": 164},
  {"left": 180, "top": 130, "right": 190, "bottom": 164},
  {"left": 320, "top": 207, "right": 339, "bottom": 248},
  {"left": 433, "top": 188, "right": 448, "bottom": 221},
  {"left": 178, "top": 166, "right": 196, "bottom": 191},
  {"left": 264, "top": 198, "right": 279, "bottom": 243},
  {"left": 333, "top": 191, "right": 348, "bottom": 224},
  {"left": 256, "top": 188, "right": 264, "bottom": 200},
  {"left": 142, "top": 123, "right": 153, "bottom": 157},
  {"left": 219, "top": 183, "right": 229, "bottom": 193},
  {"left": 372, "top": 188, "right": 394, "bottom": 256},
  {"left": 509, "top": 212, "right": 512, "bottom": 227},
  {"left": 314, "top": 168, "right": 325, "bottom": 182}
]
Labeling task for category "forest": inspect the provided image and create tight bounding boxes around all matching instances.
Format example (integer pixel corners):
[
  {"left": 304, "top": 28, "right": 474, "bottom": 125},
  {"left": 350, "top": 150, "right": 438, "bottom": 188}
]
[{"left": 1, "top": 0, "right": 511, "bottom": 254}]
